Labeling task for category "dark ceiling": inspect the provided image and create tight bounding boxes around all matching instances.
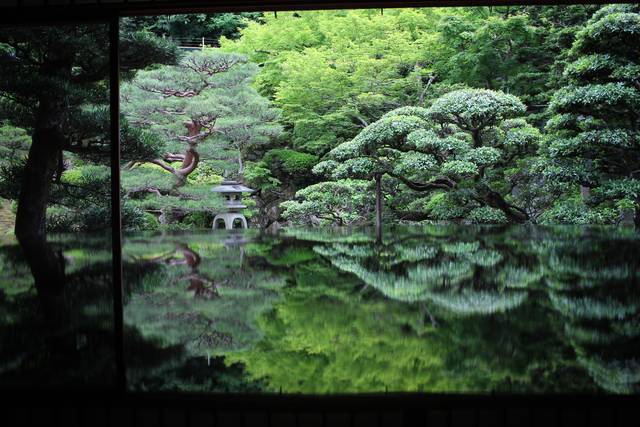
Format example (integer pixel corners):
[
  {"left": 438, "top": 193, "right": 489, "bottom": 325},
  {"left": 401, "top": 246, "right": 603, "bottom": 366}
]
[{"left": 0, "top": 0, "right": 621, "bottom": 24}]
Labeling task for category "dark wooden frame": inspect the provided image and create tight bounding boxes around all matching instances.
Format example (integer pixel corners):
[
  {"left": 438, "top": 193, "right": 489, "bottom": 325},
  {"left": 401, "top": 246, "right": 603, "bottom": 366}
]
[{"left": 0, "top": 0, "right": 626, "bottom": 23}]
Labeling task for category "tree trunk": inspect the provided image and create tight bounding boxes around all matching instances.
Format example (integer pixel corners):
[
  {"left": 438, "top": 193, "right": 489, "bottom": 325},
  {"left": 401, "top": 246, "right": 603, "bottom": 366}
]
[
  {"left": 238, "top": 155, "right": 244, "bottom": 180},
  {"left": 169, "top": 122, "right": 202, "bottom": 191},
  {"left": 15, "top": 125, "right": 66, "bottom": 296},
  {"left": 481, "top": 189, "right": 529, "bottom": 224},
  {"left": 580, "top": 185, "right": 591, "bottom": 204},
  {"left": 14, "top": 50, "right": 72, "bottom": 298},
  {"left": 620, "top": 207, "right": 636, "bottom": 227},
  {"left": 471, "top": 129, "right": 482, "bottom": 148},
  {"left": 375, "top": 173, "right": 383, "bottom": 243}
]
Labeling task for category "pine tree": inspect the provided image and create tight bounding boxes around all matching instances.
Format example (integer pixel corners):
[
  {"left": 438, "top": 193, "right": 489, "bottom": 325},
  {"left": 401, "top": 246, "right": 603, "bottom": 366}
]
[
  {"left": 543, "top": 4, "right": 640, "bottom": 226},
  {"left": 313, "top": 89, "right": 540, "bottom": 233},
  {"left": 121, "top": 50, "right": 281, "bottom": 225},
  {"left": 0, "top": 25, "right": 177, "bottom": 291}
]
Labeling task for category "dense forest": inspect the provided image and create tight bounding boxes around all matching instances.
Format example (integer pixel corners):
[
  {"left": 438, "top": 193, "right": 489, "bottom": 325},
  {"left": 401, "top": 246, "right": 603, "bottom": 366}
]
[{"left": 0, "top": 4, "right": 639, "bottom": 239}]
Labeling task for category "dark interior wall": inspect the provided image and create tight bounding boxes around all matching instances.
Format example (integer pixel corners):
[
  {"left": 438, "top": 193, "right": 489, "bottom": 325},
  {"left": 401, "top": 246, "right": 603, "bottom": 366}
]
[{"left": 0, "top": 0, "right": 625, "bottom": 23}]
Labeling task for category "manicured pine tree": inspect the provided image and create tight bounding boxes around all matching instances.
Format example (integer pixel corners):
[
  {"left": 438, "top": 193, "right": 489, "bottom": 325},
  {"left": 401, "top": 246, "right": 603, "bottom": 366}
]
[
  {"left": 312, "top": 89, "right": 540, "bottom": 234},
  {"left": 121, "top": 50, "right": 281, "bottom": 225},
  {"left": 543, "top": 4, "right": 640, "bottom": 226}
]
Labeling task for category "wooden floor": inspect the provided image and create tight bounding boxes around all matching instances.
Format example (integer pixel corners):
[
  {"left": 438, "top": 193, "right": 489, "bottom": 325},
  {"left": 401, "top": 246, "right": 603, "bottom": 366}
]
[{"left": 4, "top": 403, "right": 639, "bottom": 427}]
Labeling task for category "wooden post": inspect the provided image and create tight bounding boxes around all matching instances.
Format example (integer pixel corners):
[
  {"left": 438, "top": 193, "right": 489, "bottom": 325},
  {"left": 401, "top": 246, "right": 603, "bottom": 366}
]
[{"left": 109, "top": 15, "right": 126, "bottom": 395}]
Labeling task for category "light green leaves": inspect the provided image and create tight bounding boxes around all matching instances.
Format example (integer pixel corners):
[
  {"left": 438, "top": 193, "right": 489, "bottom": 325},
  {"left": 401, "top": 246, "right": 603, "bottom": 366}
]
[
  {"left": 280, "top": 179, "right": 373, "bottom": 226},
  {"left": 427, "top": 89, "right": 526, "bottom": 131},
  {"left": 463, "top": 147, "right": 501, "bottom": 167},
  {"left": 441, "top": 160, "right": 479, "bottom": 177}
]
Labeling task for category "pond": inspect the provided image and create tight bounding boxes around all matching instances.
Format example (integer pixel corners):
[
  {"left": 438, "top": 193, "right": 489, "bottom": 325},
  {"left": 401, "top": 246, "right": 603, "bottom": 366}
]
[{"left": 1, "top": 225, "right": 639, "bottom": 394}]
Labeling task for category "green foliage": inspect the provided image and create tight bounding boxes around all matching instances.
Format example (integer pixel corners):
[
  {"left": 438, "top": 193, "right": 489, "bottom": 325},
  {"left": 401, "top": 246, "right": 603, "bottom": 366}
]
[
  {"left": 432, "top": 5, "right": 600, "bottom": 124},
  {"left": 312, "top": 89, "right": 538, "bottom": 223},
  {"left": 428, "top": 89, "right": 526, "bottom": 133},
  {"left": 280, "top": 179, "right": 373, "bottom": 226},
  {"left": 543, "top": 4, "right": 640, "bottom": 225},
  {"left": 468, "top": 206, "right": 508, "bottom": 224},
  {"left": 539, "top": 197, "right": 618, "bottom": 225},
  {"left": 263, "top": 149, "right": 318, "bottom": 177},
  {"left": 119, "top": 30, "right": 180, "bottom": 75},
  {"left": 3, "top": 6, "right": 638, "bottom": 233},
  {"left": 123, "top": 13, "right": 263, "bottom": 45},
  {"left": 0, "top": 124, "right": 29, "bottom": 162},
  {"left": 0, "top": 23, "right": 178, "bottom": 236},
  {"left": 243, "top": 161, "right": 281, "bottom": 193},
  {"left": 423, "top": 192, "right": 466, "bottom": 221},
  {"left": 121, "top": 50, "right": 281, "bottom": 229}
]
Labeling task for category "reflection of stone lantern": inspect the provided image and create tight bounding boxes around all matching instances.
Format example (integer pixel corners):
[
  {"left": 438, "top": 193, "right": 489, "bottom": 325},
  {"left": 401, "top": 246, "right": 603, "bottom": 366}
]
[{"left": 211, "top": 181, "right": 254, "bottom": 230}]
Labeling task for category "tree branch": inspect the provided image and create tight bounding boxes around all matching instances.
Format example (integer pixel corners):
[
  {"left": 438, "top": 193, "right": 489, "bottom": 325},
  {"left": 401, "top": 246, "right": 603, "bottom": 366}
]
[{"left": 151, "top": 159, "right": 176, "bottom": 174}]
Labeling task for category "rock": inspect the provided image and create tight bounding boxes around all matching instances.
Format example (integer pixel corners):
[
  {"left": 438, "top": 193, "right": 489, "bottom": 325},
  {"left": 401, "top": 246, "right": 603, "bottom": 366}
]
[
  {"left": 620, "top": 208, "right": 636, "bottom": 227},
  {"left": 265, "top": 221, "right": 282, "bottom": 234}
]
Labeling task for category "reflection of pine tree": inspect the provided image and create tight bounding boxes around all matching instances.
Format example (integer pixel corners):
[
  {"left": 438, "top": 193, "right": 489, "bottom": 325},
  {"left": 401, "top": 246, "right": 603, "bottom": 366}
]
[
  {"left": 123, "top": 233, "right": 286, "bottom": 365},
  {"left": 541, "top": 227, "right": 640, "bottom": 393},
  {"left": 230, "top": 228, "right": 588, "bottom": 394},
  {"left": 295, "top": 226, "right": 535, "bottom": 318}
]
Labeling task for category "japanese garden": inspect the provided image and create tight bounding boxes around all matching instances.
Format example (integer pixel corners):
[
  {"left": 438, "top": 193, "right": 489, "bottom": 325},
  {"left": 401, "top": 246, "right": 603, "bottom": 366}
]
[{"left": 0, "top": 4, "right": 639, "bottom": 394}]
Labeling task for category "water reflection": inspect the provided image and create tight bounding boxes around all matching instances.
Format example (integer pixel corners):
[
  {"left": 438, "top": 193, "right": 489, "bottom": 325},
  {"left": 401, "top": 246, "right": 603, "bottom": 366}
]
[
  {"left": 123, "top": 231, "right": 284, "bottom": 391},
  {"left": 1, "top": 226, "right": 639, "bottom": 393},
  {"left": 0, "top": 234, "right": 115, "bottom": 388}
]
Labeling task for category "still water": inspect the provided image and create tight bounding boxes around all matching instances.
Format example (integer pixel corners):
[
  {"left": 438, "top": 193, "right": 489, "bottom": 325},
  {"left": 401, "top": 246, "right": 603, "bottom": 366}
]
[{"left": 1, "top": 226, "right": 639, "bottom": 394}]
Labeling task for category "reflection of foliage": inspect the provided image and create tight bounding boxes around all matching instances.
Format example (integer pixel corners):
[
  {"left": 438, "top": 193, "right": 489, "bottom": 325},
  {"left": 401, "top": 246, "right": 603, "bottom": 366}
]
[
  {"left": 3, "top": 226, "right": 639, "bottom": 395},
  {"left": 307, "top": 226, "right": 532, "bottom": 317},
  {"left": 123, "top": 232, "right": 286, "bottom": 364},
  {"left": 0, "top": 236, "right": 115, "bottom": 387},
  {"left": 228, "top": 227, "right": 601, "bottom": 393},
  {"left": 539, "top": 227, "right": 640, "bottom": 393}
]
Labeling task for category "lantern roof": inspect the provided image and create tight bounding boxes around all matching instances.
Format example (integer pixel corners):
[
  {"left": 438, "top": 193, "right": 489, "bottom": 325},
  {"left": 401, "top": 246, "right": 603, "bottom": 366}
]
[{"left": 211, "top": 181, "right": 254, "bottom": 193}]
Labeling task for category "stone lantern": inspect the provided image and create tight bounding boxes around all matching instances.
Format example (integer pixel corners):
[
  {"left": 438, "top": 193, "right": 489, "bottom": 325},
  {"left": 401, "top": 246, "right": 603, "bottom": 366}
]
[{"left": 211, "top": 181, "right": 254, "bottom": 230}]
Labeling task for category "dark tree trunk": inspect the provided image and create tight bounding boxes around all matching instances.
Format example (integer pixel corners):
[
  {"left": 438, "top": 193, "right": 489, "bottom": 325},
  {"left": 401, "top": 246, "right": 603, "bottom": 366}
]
[
  {"left": 481, "top": 189, "right": 529, "bottom": 224},
  {"left": 15, "top": 126, "right": 66, "bottom": 296},
  {"left": 15, "top": 53, "right": 70, "bottom": 297},
  {"left": 580, "top": 185, "right": 591, "bottom": 204},
  {"left": 471, "top": 129, "right": 482, "bottom": 148},
  {"left": 375, "top": 173, "right": 382, "bottom": 243}
]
